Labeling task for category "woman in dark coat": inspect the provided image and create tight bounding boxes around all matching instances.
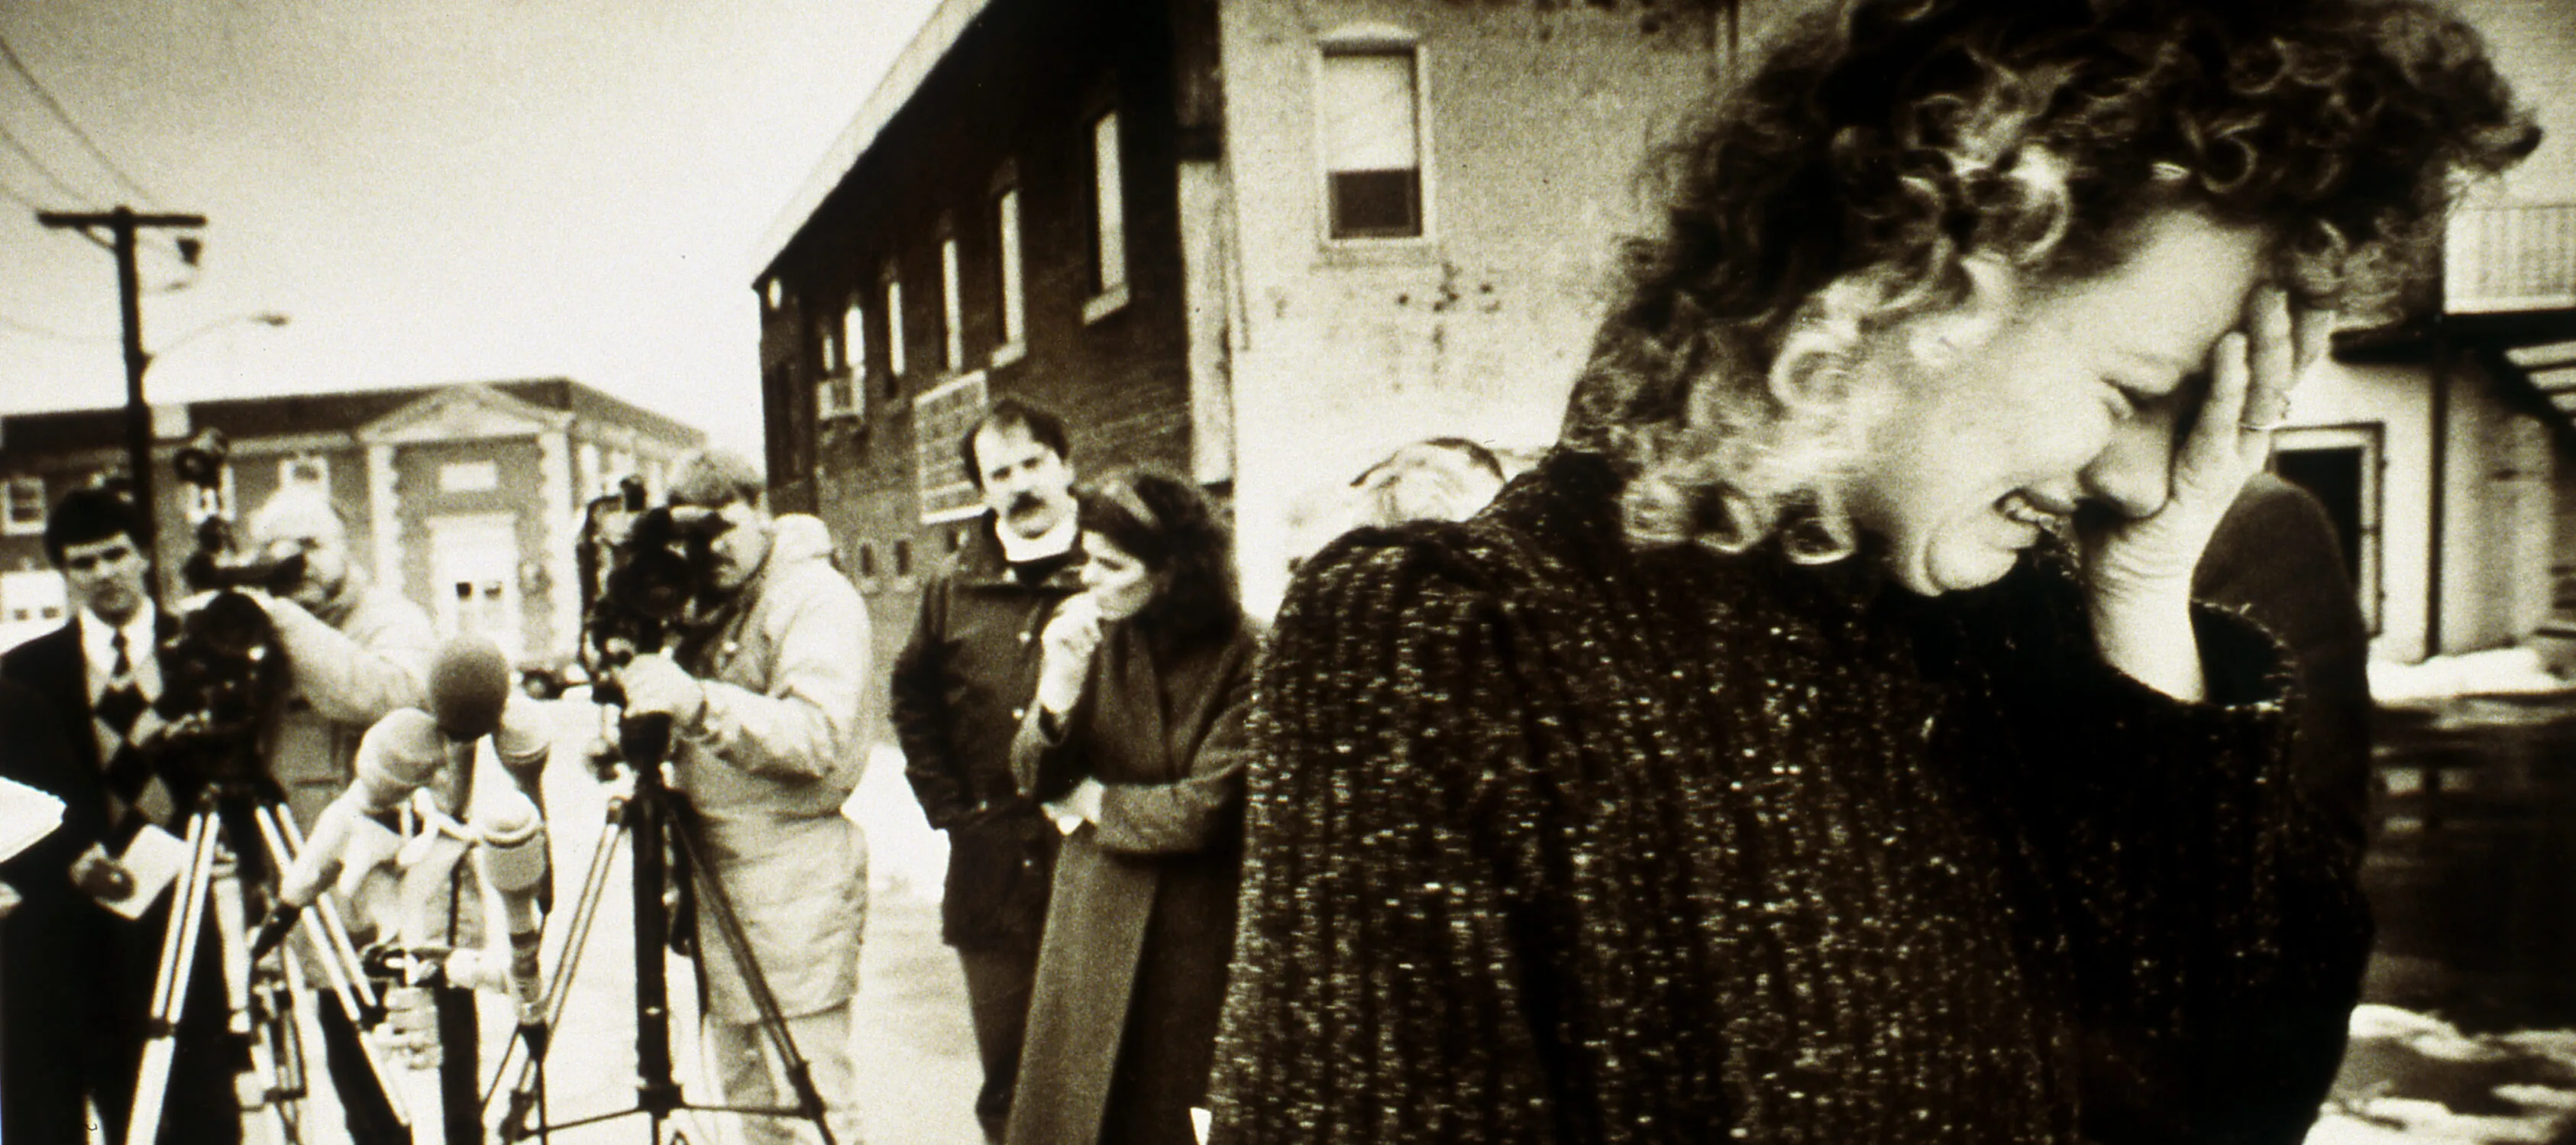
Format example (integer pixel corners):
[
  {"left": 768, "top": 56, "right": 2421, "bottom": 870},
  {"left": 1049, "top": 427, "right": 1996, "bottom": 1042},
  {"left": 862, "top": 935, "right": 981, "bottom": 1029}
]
[
  {"left": 1210, "top": 2, "right": 2538, "bottom": 1143},
  {"left": 1007, "top": 467, "right": 1258, "bottom": 1145}
]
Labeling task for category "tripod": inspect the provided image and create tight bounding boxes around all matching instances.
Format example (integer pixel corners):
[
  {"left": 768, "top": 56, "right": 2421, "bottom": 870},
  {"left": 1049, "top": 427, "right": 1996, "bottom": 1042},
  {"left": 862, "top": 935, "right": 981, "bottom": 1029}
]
[
  {"left": 125, "top": 784, "right": 410, "bottom": 1145},
  {"left": 487, "top": 712, "right": 836, "bottom": 1145}
]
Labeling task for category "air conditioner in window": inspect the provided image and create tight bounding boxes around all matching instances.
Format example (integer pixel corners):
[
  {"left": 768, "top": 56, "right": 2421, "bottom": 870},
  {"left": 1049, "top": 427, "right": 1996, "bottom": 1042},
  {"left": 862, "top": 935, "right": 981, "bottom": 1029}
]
[{"left": 819, "top": 368, "right": 863, "bottom": 422}]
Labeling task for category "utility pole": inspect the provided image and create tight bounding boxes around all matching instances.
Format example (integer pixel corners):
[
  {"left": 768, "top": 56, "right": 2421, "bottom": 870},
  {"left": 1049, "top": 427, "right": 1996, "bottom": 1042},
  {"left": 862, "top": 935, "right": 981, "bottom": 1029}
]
[{"left": 37, "top": 205, "right": 206, "bottom": 550}]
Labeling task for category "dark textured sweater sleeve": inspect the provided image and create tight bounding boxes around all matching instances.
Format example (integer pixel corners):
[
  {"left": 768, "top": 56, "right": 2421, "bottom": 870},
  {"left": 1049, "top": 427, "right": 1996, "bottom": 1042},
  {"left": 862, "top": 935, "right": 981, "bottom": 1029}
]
[
  {"left": 1969, "top": 564, "right": 2371, "bottom": 1145},
  {"left": 1210, "top": 534, "right": 1560, "bottom": 1145}
]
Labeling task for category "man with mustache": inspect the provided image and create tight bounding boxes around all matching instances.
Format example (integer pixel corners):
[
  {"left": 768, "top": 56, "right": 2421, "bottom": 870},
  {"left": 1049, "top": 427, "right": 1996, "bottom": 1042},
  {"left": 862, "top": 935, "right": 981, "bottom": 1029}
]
[{"left": 890, "top": 397, "right": 1084, "bottom": 1142}]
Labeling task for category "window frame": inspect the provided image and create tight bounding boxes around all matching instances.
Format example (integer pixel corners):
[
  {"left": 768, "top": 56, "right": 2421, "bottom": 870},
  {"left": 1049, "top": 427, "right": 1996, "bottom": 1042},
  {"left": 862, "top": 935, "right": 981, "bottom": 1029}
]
[
  {"left": 822, "top": 296, "right": 864, "bottom": 419},
  {"left": 2, "top": 474, "right": 45, "bottom": 537},
  {"left": 1314, "top": 27, "right": 1434, "bottom": 247},
  {"left": 279, "top": 454, "right": 331, "bottom": 490},
  {"left": 939, "top": 225, "right": 965, "bottom": 374},
  {"left": 2271, "top": 422, "right": 2388, "bottom": 636},
  {"left": 882, "top": 263, "right": 908, "bottom": 397},
  {"left": 992, "top": 176, "right": 1028, "bottom": 366},
  {"left": 1084, "top": 105, "right": 1131, "bottom": 323}
]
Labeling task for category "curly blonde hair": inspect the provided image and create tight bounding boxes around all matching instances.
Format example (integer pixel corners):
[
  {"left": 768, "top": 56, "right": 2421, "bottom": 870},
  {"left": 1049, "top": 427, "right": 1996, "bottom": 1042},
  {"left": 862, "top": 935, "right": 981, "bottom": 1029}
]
[{"left": 1563, "top": 0, "right": 2538, "bottom": 561}]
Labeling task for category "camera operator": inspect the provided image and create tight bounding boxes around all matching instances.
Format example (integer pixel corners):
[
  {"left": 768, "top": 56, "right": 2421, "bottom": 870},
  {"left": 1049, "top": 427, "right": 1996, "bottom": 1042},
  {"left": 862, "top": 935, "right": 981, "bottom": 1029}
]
[
  {"left": 233, "top": 486, "right": 435, "bottom": 1145},
  {"left": 612, "top": 449, "right": 871, "bottom": 1145},
  {"left": 0, "top": 487, "right": 241, "bottom": 1145}
]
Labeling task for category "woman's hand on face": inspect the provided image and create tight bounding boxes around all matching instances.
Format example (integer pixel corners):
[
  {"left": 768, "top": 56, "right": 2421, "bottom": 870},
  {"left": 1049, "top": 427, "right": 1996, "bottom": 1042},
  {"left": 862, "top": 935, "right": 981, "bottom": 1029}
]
[
  {"left": 2083, "top": 285, "right": 2333, "bottom": 605},
  {"left": 1035, "top": 594, "right": 1104, "bottom": 716},
  {"left": 2077, "top": 285, "right": 2329, "bottom": 701}
]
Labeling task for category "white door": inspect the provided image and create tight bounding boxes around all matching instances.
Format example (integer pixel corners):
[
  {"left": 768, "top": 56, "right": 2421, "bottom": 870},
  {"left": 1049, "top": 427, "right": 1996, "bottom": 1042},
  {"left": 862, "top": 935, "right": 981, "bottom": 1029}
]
[{"left": 426, "top": 513, "right": 524, "bottom": 660}]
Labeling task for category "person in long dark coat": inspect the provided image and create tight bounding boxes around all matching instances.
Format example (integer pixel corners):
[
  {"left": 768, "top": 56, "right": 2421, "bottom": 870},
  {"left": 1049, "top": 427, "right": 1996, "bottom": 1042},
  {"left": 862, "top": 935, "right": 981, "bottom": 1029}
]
[{"left": 1007, "top": 467, "right": 1258, "bottom": 1145}]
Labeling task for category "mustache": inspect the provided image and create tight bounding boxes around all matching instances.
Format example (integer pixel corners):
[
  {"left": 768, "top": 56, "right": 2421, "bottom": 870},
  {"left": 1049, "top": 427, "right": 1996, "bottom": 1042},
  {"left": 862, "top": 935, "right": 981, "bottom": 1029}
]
[{"left": 1007, "top": 491, "right": 1046, "bottom": 516}]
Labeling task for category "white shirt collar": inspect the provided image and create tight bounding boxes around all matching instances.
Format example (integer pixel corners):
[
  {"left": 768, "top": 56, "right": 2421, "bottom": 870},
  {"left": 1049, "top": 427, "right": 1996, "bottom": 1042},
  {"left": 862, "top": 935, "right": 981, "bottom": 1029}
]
[
  {"left": 994, "top": 511, "right": 1078, "bottom": 564},
  {"left": 80, "top": 600, "right": 160, "bottom": 700},
  {"left": 79, "top": 600, "right": 157, "bottom": 659}
]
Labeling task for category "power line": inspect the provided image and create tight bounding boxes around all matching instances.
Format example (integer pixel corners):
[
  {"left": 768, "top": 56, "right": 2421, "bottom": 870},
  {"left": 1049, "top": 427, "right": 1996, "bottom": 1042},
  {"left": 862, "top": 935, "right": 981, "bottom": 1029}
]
[
  {"left": 0, "top": 310, "right": 112, "bottom": 342},
  {"left": 0, "top": 31, "right": 157, "bottom": 206},
  {"left": 0, "top": 115, "right": 101, "bottom": 207},
  {"left": 0, "top": 170, "right": 41, "bottom": 212}
]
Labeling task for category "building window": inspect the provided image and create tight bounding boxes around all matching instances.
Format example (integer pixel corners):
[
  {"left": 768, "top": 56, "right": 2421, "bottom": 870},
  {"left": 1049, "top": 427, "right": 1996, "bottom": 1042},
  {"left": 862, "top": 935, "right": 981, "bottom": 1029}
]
[
  {"left": 994, "top": 186, "right": 1026, "bottom": 362},
  {"left": 822, "top": 297, "right": 861, "bottom": 419},
  {"left": 1089, "top": 109, "right": 1128, "bottom": 299},
  {"left": 1320, "top": 47, "right": 1424, "bottom": 239},
  {"left": 894, "top": 539, "right": 913, "bottom": 577},
  {"left": 280, "top": 454, "right": 330, "bottom": 489},
  {"left": 3, "top": 476, "right": 44, "bottom": 536},
  {"left": 884, "top": 268, "right": 907, "bottom": 396},
  {"left": 940, "top": 234, "right": 965, "bottom": 373},
  {"left": 858, "top": 544, "right": 878, "bottom": 579},
  {"left": 440, "top": 461, "right": 499, "bottom": 493}
]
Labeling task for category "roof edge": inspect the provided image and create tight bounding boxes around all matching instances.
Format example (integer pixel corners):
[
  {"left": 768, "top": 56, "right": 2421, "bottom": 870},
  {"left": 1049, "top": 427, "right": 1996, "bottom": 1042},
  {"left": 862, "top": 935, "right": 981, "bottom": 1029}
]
[{"left": 747, "top": 0, "right": 996, "bottom": 283}]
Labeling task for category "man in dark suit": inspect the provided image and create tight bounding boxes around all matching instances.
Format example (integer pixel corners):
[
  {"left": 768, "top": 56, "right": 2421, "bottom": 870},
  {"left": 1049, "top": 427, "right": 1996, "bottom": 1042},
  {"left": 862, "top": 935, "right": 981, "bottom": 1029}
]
[{"left": 0, "top": 486, "right": 241, "bottom": 1145}]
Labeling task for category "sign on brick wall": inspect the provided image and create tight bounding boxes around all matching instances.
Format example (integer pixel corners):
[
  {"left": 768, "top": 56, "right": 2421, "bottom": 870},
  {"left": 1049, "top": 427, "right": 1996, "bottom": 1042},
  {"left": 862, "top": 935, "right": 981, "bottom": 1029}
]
[{"left": 914, "top": 371, "right": 988, "bottom": 523}]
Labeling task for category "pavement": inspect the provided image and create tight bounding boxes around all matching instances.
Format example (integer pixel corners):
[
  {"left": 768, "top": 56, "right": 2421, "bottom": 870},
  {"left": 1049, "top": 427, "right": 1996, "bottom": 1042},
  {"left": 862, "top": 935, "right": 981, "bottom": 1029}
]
[{"left": 230, "top": 702, "right": 982, "bottom": 1145}]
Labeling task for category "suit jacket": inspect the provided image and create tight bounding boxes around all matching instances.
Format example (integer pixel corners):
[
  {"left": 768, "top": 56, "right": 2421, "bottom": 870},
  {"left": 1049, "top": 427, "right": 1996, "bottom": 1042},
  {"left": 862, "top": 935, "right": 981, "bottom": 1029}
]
[{"left": 2, "top": 613, "right": 181, "bottom": 864}]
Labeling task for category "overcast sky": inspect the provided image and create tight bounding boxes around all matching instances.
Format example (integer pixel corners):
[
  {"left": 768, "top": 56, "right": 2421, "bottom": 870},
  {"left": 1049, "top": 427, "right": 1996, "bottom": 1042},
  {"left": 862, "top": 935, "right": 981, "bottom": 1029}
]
[{"left": 0, "top": 0, "right": 946, "bottom": 459}]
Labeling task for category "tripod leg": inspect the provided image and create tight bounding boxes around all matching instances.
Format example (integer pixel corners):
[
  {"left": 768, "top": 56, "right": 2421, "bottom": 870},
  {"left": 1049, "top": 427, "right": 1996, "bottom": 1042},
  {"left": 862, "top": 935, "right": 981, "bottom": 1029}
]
[
  {"left": 671, "top": 816, "right": 842, "bottom": 1145},
  {"left": 253, "top": 804, "right": 411, "bottom": 1130},
  {"left": 126, "top": 810, "right": 219, "bottom": 1145},
  {"left": 265, "top": 933, "right": 314, "bottom": 1144},
  {"left": 493, "top": 797, "right": 629, "bottom": 1140},
  {"left": 270, "top": 808, "right": 381, "bottom": 1014},
  {"left": 206, "top": 849, "right": 293, "bottom": 1144}
]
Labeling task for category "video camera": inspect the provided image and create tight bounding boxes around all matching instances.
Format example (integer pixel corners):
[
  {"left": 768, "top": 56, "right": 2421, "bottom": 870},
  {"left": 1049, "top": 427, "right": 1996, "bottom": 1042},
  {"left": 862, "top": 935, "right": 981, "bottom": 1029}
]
[
  {"left": 151, "top": 429, "right": 292, "bottom": 781},
  {"left": 576, "top": 476, "right": 734, "bottom": 764}
]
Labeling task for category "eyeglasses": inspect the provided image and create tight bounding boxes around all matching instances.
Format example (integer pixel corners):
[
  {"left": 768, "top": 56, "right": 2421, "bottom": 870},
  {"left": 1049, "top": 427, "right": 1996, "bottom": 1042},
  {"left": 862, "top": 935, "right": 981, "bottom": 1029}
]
[{"left": 63, "top": 544, "right": 134, "bottom": 572}]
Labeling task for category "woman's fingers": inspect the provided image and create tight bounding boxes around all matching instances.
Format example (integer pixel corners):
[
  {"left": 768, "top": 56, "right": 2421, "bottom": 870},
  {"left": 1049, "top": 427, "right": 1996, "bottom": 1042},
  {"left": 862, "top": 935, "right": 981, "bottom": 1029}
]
[{"left": 2241, "top": 285, "right": 2297, "bottom": 434}]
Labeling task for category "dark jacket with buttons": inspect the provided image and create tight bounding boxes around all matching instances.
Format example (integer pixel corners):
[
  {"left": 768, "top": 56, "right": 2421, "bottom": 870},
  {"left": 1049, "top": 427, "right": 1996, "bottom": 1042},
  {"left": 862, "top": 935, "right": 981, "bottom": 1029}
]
[{"left": 890, "top": 513, "right": 1084, "bottom": 950}]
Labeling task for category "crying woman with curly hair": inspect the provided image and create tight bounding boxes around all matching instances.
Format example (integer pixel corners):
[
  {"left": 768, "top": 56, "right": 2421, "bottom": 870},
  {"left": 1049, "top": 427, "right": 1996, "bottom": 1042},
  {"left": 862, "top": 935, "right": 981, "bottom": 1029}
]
[{"left": 1214, "top": 1, "right": 2537, "bottom": 1142}]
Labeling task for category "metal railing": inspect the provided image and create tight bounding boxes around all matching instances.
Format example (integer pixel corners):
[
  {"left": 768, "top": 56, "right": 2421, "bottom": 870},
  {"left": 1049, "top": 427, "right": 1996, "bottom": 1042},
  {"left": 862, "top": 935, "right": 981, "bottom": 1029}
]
[{"left": 2447, "top": 200, "right": 2576, "bottom": 314}]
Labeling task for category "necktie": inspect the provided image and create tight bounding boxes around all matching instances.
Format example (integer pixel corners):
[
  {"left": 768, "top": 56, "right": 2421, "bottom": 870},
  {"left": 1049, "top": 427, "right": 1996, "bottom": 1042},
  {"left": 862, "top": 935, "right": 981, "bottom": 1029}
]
[{"left": 97, "top": 629, "right": 166, "bottom": 838}]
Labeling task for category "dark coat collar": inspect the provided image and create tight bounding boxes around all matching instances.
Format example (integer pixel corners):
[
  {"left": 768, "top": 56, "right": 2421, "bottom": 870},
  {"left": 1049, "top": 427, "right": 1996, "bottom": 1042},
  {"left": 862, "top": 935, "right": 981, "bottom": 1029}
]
[{"left": 953, "top": 512, "right": 1086, "bottom": 593}]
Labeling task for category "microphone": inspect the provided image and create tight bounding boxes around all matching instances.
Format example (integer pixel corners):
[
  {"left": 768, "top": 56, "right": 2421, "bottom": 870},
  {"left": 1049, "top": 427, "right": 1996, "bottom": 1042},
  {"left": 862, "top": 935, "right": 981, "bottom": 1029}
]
[
  {"left": 473, "top": 791, "right": 550, "bottom": 1039},
  {"left": 428, "top": 633, "right": 512, "bottom": 742},
  {"left": 252, "top": 703, "right": 451, "bottom": 960}
]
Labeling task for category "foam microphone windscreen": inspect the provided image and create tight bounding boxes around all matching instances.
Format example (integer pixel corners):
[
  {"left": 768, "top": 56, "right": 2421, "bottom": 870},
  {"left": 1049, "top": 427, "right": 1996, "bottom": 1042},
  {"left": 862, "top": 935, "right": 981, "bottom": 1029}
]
[{"left": 429, "top": 634, "right": 512, "bottom": 741}]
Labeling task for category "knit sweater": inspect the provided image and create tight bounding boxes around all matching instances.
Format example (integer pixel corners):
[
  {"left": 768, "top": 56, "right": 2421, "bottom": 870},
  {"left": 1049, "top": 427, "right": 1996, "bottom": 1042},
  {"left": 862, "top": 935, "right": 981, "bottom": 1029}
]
[{"left": 1210, "top": 450, "right": 2368, "bottom": 1145}]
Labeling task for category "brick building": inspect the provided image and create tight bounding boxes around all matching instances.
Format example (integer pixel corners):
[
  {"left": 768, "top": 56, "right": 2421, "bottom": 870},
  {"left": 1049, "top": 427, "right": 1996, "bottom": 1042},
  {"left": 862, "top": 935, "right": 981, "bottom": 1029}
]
[
  {"left": 751, "top": 0, "right": 1800, "bottom": 676},
  {"left": 0, "top": 379, "right": 703, "bottom": 663},
  {"left": 755, "top": 0, "right": 2576, "bottom": 672}
]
